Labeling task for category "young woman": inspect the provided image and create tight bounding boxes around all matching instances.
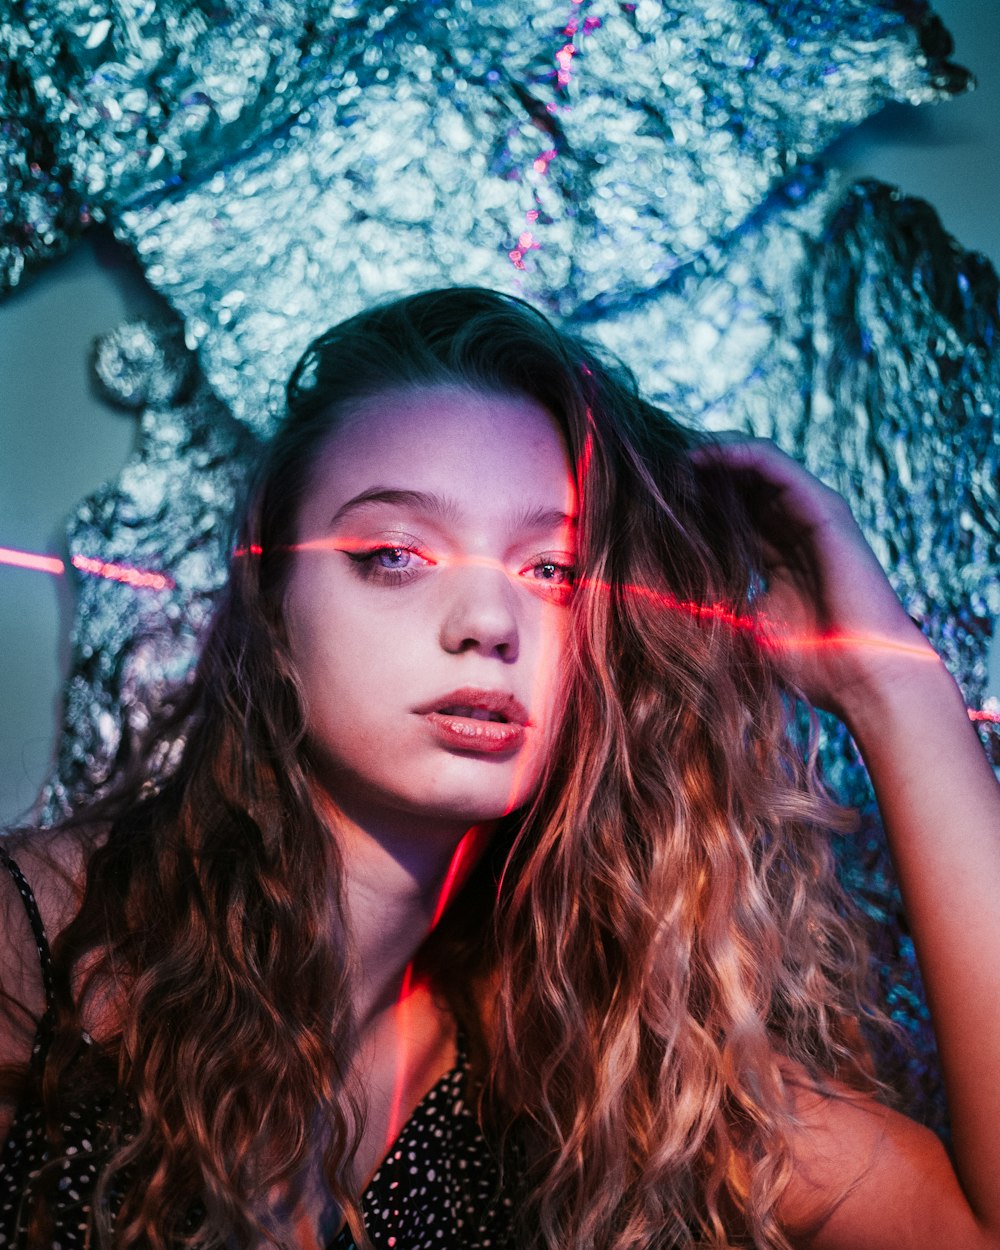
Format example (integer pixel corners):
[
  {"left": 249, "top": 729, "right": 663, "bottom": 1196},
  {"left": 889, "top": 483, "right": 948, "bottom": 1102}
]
[{"left": 1, "top": 287, "right": 998, "bottom": 1250}]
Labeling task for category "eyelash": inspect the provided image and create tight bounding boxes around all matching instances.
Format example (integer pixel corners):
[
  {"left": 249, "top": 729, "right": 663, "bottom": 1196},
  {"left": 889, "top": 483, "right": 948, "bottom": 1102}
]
[
  {"left": 521, "top": 559, "right": 576, "bottom": 588},
  {"left": 345, "top": 545, "right": 576, "bottom": 593},
  {"left": 346, "top": 544, "right": 431, "bottom": 586}
]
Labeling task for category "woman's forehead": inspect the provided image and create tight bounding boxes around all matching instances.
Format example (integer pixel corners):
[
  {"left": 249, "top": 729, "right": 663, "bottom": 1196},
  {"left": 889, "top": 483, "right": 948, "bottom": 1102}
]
[{"left": 304, "top": 385, "right": 577, "bottom": 518}]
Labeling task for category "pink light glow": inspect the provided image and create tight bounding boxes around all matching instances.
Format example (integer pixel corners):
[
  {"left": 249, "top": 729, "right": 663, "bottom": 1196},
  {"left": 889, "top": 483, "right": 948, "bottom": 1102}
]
[
  {"left": 531, "top": 148, "right": 557, "bottom": 176},
  {"left": 509, "top": 1, "right": 601, "bottom": 269},
  {"left": 556, "top": 42, "right": 576, "bottom": 85}
]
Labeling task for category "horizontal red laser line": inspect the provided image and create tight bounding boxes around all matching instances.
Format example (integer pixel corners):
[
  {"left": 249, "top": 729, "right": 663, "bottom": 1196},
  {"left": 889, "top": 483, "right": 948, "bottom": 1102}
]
[
  {"left": 585, "top": 581, "right": 939, "bottom": 660},
  {"left": 6, "top": 542, "right": 997, "bottom": 725},
  {"left": 590, "top": 578, "right": 758, "bottom": 633},
  {"left": 758, "top": 632, "right": 939, "bottom": 660},
  {"left": 0, "top": 546, "right": 65, "bottom": 576},
  {"left": 70, "top": 554, "right": 175, "bottom": 591},
  {"left": 0, "top": 545, "right": 174, "bottom": 591}
]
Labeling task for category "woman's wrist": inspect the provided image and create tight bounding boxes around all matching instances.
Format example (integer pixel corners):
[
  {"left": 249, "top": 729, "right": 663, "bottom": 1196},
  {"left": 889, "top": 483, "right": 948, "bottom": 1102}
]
[{"left": 834, "top": 645, "right": 966, "bottom": 753}]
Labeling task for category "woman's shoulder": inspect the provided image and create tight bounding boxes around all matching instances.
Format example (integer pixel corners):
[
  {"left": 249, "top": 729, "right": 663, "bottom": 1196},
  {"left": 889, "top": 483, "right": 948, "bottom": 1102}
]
[
  {"left": 1, "top": 822, "right": 103, "bottom": 941},
  {"left": 0, "top": 825, "right": 105, "bottom": 1026}
]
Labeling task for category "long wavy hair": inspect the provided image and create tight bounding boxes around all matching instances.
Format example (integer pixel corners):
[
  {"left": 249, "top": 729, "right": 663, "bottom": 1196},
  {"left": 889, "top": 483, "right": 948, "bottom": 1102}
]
[{"left": 3, "top": 287, "right": 880, "bottom": 1249}]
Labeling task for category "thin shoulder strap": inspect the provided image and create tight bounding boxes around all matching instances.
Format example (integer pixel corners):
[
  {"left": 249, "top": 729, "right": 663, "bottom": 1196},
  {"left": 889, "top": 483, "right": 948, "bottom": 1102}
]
[{"left": 0, "top": 842, "right": 56, "bottom": 1012}]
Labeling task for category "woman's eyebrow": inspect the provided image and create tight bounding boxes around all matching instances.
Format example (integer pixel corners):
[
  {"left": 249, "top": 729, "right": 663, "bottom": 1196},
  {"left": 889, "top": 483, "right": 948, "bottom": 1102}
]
[
  {"left": 330, "top": 487, "right": 575, "bottom": 534},
  {"left": 329, "top": 488, "right": 462, "bottom": 527},
  {"left": 509, "top": 503, "right": 578, "bottom": 535}
]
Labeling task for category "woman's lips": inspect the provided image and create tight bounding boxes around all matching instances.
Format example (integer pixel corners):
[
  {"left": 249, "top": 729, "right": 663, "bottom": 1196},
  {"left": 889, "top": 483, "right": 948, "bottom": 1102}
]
[
  {"left": 420, "top": 711, "right": 527, "bottom": 754},
  {"left": 414, "top": 688, "right": 530, "bottom": 755}
]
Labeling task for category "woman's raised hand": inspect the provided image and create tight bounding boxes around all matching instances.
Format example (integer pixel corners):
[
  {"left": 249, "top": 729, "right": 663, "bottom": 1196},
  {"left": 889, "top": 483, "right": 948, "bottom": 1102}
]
[
  {"left": 696, "top": 437, "right": 1000, "bottom": 1250},
  {"left": 692, "top": 436, "right": 938, "bottom": 721}
]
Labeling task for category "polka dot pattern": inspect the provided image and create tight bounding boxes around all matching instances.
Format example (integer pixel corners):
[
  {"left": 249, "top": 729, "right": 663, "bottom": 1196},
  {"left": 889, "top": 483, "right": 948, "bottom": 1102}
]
[
  {"left": 0, "top": 849, "right": 517, "bottom": 1249},
  {"left": 331, "top": 1034, "right": 517, "bottom": 1250}
]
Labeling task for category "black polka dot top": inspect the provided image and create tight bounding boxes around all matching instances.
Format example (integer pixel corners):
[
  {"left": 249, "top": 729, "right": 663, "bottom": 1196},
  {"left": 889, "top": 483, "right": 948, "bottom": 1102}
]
[
  {"left": 0, "top": 846, "right": 519, "bottom": 1249},
  {"left": 330, "top": 1038, "right": 517, "bottom": 1250}
]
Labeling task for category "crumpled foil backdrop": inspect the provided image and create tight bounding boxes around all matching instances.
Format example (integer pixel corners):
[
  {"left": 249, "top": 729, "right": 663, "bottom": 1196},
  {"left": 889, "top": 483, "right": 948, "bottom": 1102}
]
[{"left": 3, "top": 0, "right": 998, "bottom": 1134}]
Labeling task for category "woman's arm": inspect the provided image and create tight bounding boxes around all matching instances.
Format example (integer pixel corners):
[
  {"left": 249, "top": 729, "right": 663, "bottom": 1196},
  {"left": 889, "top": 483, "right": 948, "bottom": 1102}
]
[
  {"left": 780, "top": 659, "right": 1000, "bottom": 1249},
  {"left": 698, "top": 439, "right": 1000, "bottom": 1249}
]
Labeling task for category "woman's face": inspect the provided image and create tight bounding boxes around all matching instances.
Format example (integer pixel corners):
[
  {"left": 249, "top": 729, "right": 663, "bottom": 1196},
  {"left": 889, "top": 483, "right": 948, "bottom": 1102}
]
[{"left": 283, "top": 385, "right": 578, "bottom": 838}]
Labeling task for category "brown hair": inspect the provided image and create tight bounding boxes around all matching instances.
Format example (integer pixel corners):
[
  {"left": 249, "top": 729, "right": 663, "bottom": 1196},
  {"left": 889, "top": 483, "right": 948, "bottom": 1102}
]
[{"left": 3, "top": 288, "right": 878, "bottom": 1248}]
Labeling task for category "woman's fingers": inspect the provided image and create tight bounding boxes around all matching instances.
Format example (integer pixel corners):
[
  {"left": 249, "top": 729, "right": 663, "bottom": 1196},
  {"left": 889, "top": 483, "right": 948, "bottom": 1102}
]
[
  {"left": 691, "top": 435, "right": 850, "bottom": 537},
  {"left": 690, "top": 435, "right": 934, "bottom": 714}
]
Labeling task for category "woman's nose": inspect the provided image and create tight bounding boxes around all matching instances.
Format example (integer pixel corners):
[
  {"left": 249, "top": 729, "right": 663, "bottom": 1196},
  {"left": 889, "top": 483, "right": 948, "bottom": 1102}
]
[{"left": 438, "top": 560, "right": 520, "bottom": 660}]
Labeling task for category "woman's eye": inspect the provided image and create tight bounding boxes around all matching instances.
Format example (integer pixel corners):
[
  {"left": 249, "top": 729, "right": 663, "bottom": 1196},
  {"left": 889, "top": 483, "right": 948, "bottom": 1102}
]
[
  {"left": 374, "top": 547, "right": 414, "bottom": 569},
  {"left": 348, "top": 544, "right": 432, "bottom": 583},
  {"left": 521, "top": 558, "right": 576, "bottom": 593}
]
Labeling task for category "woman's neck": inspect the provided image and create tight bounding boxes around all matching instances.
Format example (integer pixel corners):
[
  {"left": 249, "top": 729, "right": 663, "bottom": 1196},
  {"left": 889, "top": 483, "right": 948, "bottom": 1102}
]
[{"left": 317, "top": 793, "right": 491, "bottom": 1031}]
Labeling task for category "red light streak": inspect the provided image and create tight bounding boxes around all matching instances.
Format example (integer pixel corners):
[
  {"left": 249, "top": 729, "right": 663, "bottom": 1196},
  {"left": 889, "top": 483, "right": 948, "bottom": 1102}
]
[
  {"left": 763, "top": 631, "right": 940, "bottom": 660},
  {"left": 0, "top": 544, "right": 173, "bottom": 590},
  {"left": 586, "top": 578, "right": 758, "bottom": 633},
  {"left": 265, "top": 539, "right": 984, "bottom": 694},
  {"left": 384, "top": 958, "right": 416, "bottom": 1152},
  {"left": 429, "top": 825, "right": 489, "bottom": 931},
  {"left": 70, "top": 553, "right": 175, "bottom": 591},
  {"left": 8, "top": 540, "right": 993, "bottom": 720},
  {"left": 577, "top": 427, "right": 595, "bottom": 489},
  {"left": 0, "top": 545, "right": 65, "bottom": 576},
  {"left": 385, "top": 824, "right": 492, "bottom": 1151}
]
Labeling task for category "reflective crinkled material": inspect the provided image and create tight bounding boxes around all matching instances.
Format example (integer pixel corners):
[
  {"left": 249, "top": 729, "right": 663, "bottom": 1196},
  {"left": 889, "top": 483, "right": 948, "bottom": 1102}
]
[
  {"left": 3, "top": 1, "right": 999, "bottom": 1133},
  {"left": 592, "top": 169, "right": 1000, "bottom": 698},
  {"left": 37, "top": 319, "right": 259, "bottom": 817},
  {"left": 0, "top": 0, "right": 371, "bottom": 287},
  {"left": 106, "top": 0, "right": 969, "bottom": 427},
  {"left": 2, "top": 1, "right": 967, "bottom": 304}
]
